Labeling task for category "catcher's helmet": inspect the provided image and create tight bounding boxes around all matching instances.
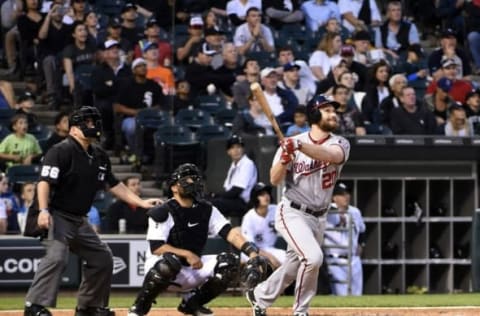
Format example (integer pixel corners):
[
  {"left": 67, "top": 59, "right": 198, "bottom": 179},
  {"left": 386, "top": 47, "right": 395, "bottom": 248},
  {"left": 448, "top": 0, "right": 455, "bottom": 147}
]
[
  {"left": 249, "top": 182, "right": 272, "bottom": 208},
  {"left": 306, "top": 95, "right": 340, "bottom": 125},
  {"left": 168, "top": 163, "right": 204, "bottom": 199},
  {"left": 69, "top": 106, "right": 103, "bottom": 139}
]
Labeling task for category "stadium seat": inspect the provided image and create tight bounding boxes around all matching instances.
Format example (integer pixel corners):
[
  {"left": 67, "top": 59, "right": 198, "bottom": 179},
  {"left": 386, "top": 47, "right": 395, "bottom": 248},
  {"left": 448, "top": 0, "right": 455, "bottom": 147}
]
[
  {"left": 196, "top": 124, "right": 231, "bottom": 171},
  {"left": 194, "top": 94, "right": 227, "bottom": 115},
  {"left": 245, "top": 51, "right": 276, "bottom": 69},
  {"left": 215, "top": 108, "right": 237, "bottom": 128},
  {"left": 0, "top": 124, "right": 10, "bottom": 142},
  {"left": 74, "top": 64, "right": 95, "bottom": 91},
  {"left": 175, "top": 108, "right": 213, "bottom": 130},
  {"left": 29, "top": 124, "right": 52, "bottom": 141},
  {"left": 96, "top": 0, "right": 125, "bottom": 16},
  {"left": 93, "top": 190, "right": 117, "bottom": 215},
  {"left": 0, "top": 108, "right": 15, "bottom": 127},
  {"left": 6, "top": 164, "right": 40, "bottom": 183}
]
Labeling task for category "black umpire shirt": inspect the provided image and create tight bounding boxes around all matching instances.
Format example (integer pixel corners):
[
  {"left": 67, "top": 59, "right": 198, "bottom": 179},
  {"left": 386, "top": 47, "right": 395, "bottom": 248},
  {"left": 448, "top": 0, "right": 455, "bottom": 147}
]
[{"left": 39, "top": 136, "right": 119, "bottom": 216}]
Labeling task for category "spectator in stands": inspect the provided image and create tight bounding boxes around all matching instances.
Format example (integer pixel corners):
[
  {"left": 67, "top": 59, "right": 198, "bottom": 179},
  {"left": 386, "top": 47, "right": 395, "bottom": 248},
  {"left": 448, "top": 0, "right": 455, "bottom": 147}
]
[
  {"left": 214, "top": 42, "right": 242, "bottom": 98},
  {"left": 444, "top": 104, "right": 473, "bottom": 136},
  {"left": 211, "top": 134, "right": 257, "bottom": 218},
  {"left": 286, "top": 105, "right": 309, "bottom": 136},
  {"left": 424, "top": 77, "right": 457, "bottom": 127},
  {"left": 226, "top": 0, "right": 261, "bottom": 26},
  {"left": 0, "top": 196, "right": 6, "bottom": 234},
  {"left": 15, "top": 91, "right": 38, "bottom": 129},
  {"left": 106, "top": 176, "right": 148, "bottom": 234},
  {"left": 337, "top": 70, "right": 364, "bottom": 111},
  {"left": 100, "top": 18, "right": 132, "bottom": 64},
  {"left": 309, "top": 32, "right": 342, "bottom": 81},
  {"left": 63, "top": 21, "right": 96, "bottom": 108},
  {"left": 232, "top": 58, "right": 260, "bottom": 109},
  {"left": 278, "top": 62, "right": 313, "bottom": 106},
  {"left": 317, "top": 58, "right": 349, "bottom": 96},
  {"left": 464, "top": 89, "right": 480, "bottom": 134},
  {"left": 38, "top": 2, "right": 71, "bottom": 110},
  {"left": 333, "top": 84, "right": 366, "bottom": 135},
  {"left": 374, "top": 1, "right": 420, "bottom": 61},
  {"left": 134, "top": 17, "right": 173, "bottom": 67},
  {"left": 466, "top": 0, "right": 480, "bottom": 74},
  {"left": 260, "top": 67, "right": 298, "bottom": 124},
  {"left": 16, "top": 181, "right": 35, "bottom": 234},
  {"left": 361, "top": 59, "right": 391, "bottom": 134},
  {"left": 176, "top": 16, "right": 205, "bottom": 65},
  {"left": 0, "top": 114, "right": 42, "bottom": 168},
  {"left": 204, "top": 26, "right": 226, "bottom": 69},
  {"left": 114, "top": 58, "right": 164, "bottom": 156},
  {"left": 173, "top": 80, "right": 191, "bottom": 115},
  {"left": 428, "top": 28, "right": 472, "bottom": 80},
  {"left": 436, "top": 0, "right": 465, "bottom": 44},
  {"left": 397, "top": 44, "right": 428, "bottom": 87},
  {"left": 0, "top": 173, "right": 19, "bottom": 233},
  {"left": 143, "top": 41, "right": 175, "bottom": 96},
  {"left": 17, "top": 0, "right": 44, "bottom": 76},
  {"left": 203, "top": 8, "right": 223, "bottom": 30},
  {"left": 0, "top": 81, "right": 16, "bottom": 109},
  {"left": 338, "top": 0, "right": 382, "bottom": 33},
  {"left": 121, "top": 2, "right": 144, "bottom": 47},
  {"left": 241, "top": 182, "right": 285, "bottom": 268},
  {"left": 380, "top": 73, "right": 407, "bottom": 132},
  {"left": 351, "top": 30, "right": 372, "bottom": 66},
  {"left": 301, "top": 0, "right": 340, "bottom": 33},
  {"left": 276, "top": 46, "right": 317, "bottom": 96},
  {"left": 1, "top": 0, "right": 22, "bottom": 75},
  {"left": 232, "top": 92, "right": 274, "bottom": 136},
  {"left": 134, "top": 0, "right": 172, "bottom": 30},
  {"left": 44, "top": 111, "right": 69, "bottom": 152},
  {"left": 390, "top": 86, "right": 437, "bottom": 135},
  {"left": 66, "top": 0, "right": 88, "bottom": 23},
  {"left": 84, "top": 11, "right": 100, "bottom": 47},
  {"left": 426, "top": 58, "right": 474, "bottom": 104},
  {"left": 233, "top": 7, "right": 275, "bottom": 56},
  {"left": 263, "top": 0, "right": 304, "bottom": 29},
  {"left": 92, "top": 40, "right": 133, "bottom": 149}
]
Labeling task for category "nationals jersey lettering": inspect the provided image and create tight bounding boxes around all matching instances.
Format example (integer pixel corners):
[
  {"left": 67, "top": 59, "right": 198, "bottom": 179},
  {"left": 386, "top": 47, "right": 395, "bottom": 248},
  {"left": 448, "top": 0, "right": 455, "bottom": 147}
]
[{"left": 273, "top": 132, "right": 350, "bottom": 211}]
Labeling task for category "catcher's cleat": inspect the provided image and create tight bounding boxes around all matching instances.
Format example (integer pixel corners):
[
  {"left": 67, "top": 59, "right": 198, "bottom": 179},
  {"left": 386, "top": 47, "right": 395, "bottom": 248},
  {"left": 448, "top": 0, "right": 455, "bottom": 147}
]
[
  {"left": 293, "top": 313, "right": 309, "bottom": 316},
  {"left": 177, "top": 299, "right": 214, "bottom": 316},
  {"left": 24, "top": 303, "right": 52, "bottom": 316},
  {"left": 246, "top": 289, "right": 267, "bottom": 316},
  {"left": 74, "top": 306, "right": 115, "bottom": 316}
]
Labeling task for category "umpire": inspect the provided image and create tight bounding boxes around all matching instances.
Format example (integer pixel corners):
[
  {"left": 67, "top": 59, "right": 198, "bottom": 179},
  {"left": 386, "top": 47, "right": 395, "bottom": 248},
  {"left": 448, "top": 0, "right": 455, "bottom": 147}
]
[{"left": 24, "top": 106, "right": 161, "bottom": 316}]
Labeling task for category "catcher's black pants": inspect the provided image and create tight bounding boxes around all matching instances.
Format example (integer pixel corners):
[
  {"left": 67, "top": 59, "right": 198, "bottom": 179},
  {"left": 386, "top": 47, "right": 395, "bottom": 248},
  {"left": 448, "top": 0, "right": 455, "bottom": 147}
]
[{"left": 25, "top": 212, "right": 113, "bottom": 308}]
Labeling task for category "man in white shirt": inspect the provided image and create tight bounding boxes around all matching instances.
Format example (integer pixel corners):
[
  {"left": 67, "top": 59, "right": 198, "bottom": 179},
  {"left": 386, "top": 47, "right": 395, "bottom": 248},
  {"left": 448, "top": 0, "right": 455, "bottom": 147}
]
[
  {"left": 301, "top": 0, "right": 341, "bottom": 32},
  {"left": 338, "top": 0, "right": 381, "bottom": 33},
  {"left": 227, "top": 0, "right": 262, "bottom": 26},
  {"left": 234, "top": 7, "right": 275, "bottom": 56}
]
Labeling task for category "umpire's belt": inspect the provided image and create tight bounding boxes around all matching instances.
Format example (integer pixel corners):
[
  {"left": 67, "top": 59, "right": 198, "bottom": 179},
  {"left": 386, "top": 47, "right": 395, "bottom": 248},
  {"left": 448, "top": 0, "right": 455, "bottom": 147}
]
[{"left": 290, "top": 201, "right": 327, "bottom": 217}]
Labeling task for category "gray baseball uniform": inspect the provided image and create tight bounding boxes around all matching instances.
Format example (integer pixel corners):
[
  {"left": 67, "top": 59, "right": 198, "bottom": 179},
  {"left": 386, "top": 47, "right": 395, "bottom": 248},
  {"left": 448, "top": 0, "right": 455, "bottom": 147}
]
[{"left": 253, "top": 132, "right": 350, "bottom": 314}]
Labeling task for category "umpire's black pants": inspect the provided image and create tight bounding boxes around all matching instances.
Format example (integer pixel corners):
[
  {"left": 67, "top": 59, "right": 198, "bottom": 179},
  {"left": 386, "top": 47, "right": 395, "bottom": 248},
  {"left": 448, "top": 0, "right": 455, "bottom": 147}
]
[{"left": 25, "top": 212, "right": 113, "bottom": 308}]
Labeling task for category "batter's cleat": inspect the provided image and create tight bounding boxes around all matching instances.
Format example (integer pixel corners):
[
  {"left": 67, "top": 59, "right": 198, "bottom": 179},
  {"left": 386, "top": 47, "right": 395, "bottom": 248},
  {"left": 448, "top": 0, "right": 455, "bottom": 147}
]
[
  {"left": 74, "top": 306, "right": 115, "bottom": 316},
  {"left": 177, "top": 299, "right": 214, "bottom": 316},
  {"left": 246, "top": 289, "right": 267, "bottom": 316},
  {"left": 24, "top": 303, "right": 52, "bottom": 316},
  {"left": 293, "top": 313, "right": 309, "bottom": 316},
  {"left": 127, "top": 305, "right": 146, "bottom": 316}
]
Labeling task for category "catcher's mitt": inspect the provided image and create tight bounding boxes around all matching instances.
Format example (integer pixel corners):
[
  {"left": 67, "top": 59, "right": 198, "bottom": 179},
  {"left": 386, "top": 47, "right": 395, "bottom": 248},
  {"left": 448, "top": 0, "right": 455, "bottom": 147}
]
[{"left": 240, "top": 255, "right": 273, "bottom": 290}]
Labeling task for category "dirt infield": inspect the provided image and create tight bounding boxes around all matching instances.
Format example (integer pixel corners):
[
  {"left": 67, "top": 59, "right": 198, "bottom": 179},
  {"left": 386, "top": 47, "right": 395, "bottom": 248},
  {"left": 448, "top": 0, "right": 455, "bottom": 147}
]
[{"left": 2, "top": 307, "right": 480, "bottom": 316}]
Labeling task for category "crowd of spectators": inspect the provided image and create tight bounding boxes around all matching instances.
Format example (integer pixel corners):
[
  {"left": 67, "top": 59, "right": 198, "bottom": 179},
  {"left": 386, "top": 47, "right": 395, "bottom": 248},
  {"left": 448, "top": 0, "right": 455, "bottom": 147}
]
[{"left": 0, "top": 0, "right": 480, "bottom": 233}]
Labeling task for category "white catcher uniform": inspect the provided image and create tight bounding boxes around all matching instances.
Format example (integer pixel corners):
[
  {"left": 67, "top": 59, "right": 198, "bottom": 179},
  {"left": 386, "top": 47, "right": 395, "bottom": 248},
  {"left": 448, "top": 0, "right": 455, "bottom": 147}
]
[
  {"left": 241, "top": 204, "right": 286, "bottom": 264},
  {"left": 253, "top": 132, "right": 350, "bottom": 314},
  {"left": 324, "top": 204, "right": 366, "bottom": 296}
]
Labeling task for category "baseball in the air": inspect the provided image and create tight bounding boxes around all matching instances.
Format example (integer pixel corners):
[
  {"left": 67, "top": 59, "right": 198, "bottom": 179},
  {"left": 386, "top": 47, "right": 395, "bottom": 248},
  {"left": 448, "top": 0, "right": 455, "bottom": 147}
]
[{"left": 207, "top": 83, "right": 216, "bottom": 95}]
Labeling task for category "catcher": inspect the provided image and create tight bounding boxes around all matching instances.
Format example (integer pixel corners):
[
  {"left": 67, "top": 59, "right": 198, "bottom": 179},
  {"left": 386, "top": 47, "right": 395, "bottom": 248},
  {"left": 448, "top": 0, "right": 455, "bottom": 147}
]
[{"left": 128, "top": 163, "right": 270, "bottom": 316}]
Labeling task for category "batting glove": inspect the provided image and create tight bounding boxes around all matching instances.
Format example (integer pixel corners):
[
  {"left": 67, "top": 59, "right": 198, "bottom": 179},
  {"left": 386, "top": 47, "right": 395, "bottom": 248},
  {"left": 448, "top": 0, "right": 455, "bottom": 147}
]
[
  {"left": 280, "top": 150, "right": 294, "bottom": 165},
  {"left": 280, "top": 138, "right": 302, "bottom": 155}
]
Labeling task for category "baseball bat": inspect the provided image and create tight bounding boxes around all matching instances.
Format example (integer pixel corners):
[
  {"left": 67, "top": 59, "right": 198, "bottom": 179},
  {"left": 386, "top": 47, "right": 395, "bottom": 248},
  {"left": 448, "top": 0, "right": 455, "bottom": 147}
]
[{"left": 250, "top": 82, "right": 285, "bottom": 141}]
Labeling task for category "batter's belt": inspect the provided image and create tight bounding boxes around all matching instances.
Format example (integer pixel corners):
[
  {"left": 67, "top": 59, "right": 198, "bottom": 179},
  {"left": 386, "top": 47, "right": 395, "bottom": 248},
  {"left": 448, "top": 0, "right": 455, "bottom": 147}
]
[{"left": 289, "top": 200, "right": 328, "bottom": 217}]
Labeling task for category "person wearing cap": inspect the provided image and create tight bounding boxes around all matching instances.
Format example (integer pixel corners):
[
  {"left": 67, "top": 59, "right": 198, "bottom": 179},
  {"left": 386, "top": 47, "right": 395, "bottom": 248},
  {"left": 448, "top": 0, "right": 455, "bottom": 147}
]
[
  {"left": 276, "top": 46, "right": 317, "bottom": 96},
  {"left": 142, "top": 41, "right": 175, "bottom": 95},
  {"left": 278, "top": 61, "right": 313, "bottom": 106},
  {"left": 211, "top": 134, "right": 258, "bottom": 219},
  {"left": 351, "top": 30, "right": 372, "bottom": 66},
  {"left": 234, "top": 7, "right": 275, "bottom": 56},
  {"left": 232, "top": 91, "right": 274, "bottom": 136},
  {"left": 232, "top": 58, "right": 260, "bottom": 109},
  {"left": 226, "top": 0, "right": 262, "bottom": 26},
  {"left": 423, "top": 77, "right": 457, "bottom": 126},
  {"left": 134, "top": 17, "right": 172, "bottom": 67},
  {"left": 120, "top": 2, "right": 143, "bottom": 46},
  {"left": 390, "top": 86, "right": 437, "bottom": 135},
  {"left": 300, "top": 0, "right": 340, "bottom": 32},
  {"left": 241, "top": 182, "right": 286, "bottom": 268},
  {"left": 444, "top": 104, "right": 473, "bottom": 137},
  {"left": 308, "top": 32, "right": 342, "bottom": 81},
  {"left": 176, "top": 15, "right": 204, "bottom": 64},
  {"left": 463, "top": 89, "right": 480, "bottom": 134},
  {"left": 428, "top": 28, "right": 472, "bottom": 80},
  {"left": 396, "top": 44, "right": 428, "bottom": 85},
  {"left": 426, "top": 57, "right": 474, "bottom": 104},
  {"left": 260, "top": 66, "right": 298, "bottom": 124},
  {"left": 99, "top": 18, "right": 132, "bottom": 63},
  {"left": 62, "top": 21, "right": 97, "bottom": 107},
  {"left": 15, "top": 91, "right": 39, "bottom": 130},
  {"left": 332, "top": 84, "right": 366, "bottom": 135},
  {"left": 246, "top": 95, "right": 350, "bottom": 316},
  {"left": 38, "top": 2, "right": 71, "bottom": 109},
  {"left": 324, "top": 182, "right": 365, "bottom": 296},
  {"left": 337, "top": 0, "right": 382, "bottom": 33},
  {"left": 113, "top": 57, "right": 163, "bottom": 156},
  {"left": 92, "top": 39, "right": 132, "bottom": 149},
  {"left": 374, "top": 1, "right": 420, "bottom": 59},
  {"left": 203, "top": 26, "right": 225, "bottom": 69}
]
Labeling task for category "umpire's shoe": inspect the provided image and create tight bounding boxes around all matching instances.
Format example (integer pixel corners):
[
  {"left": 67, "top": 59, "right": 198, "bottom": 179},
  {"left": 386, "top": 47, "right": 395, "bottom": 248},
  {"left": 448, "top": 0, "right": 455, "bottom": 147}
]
[
  {"left": 24, "top": 303, "right": 52, "bottom": 316},
  {"left": 75, "top": 306, "right": 115, "bottom": 316},
  {"left": 177, "top": 299, "right": 214, "bottom": 316},
  {"left": 246, "top": 289, "right": 267, "bottom": 316}
]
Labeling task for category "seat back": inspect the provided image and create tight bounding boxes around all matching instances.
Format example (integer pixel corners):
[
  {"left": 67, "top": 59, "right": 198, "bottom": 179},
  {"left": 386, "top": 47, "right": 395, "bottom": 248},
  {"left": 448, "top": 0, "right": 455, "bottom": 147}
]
[
  {"left": 74, "top": 64, "right": 95, "bottom": 90},
  {"left": 0, "top": 108, "right": 15, "bottom": 127},
  {"left": 175, "top": 108, "right": 213, "bottom": 129},
  {"left": 6, "top": 164, "right": 41, "bottom": 183},
  {"left": 215, "top": 108, "right": 237, "bottom": 128},
  {"left": 154, "top": 124, "right": 198, "bottom": 145},
  {"left": 28, "top": 124, "right": 52, "bottom": 140},
  {"left": 197, "top": 124, "right": 231, "bottom": 143},
  {"left": 136, "top": 108, "right": 170, "bottom": 129},
  {"left": 194, "top": 94, "right": 227, "bottom": 115}
]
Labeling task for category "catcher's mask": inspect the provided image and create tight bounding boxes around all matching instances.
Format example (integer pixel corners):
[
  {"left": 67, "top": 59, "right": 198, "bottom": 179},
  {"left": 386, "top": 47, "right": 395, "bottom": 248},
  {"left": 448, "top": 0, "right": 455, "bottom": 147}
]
[
  {"left": 169, "top": 163, "right": 205, "bottom": 200},
  {"left": 69, "top": 106, "right": 103, "bottom": 139}
]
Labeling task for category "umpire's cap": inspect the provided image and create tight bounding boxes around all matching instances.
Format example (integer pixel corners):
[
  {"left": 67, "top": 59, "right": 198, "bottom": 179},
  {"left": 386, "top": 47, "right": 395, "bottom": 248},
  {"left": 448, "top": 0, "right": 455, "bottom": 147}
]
[
  {"left": 226, "top": 134, "right": 245, "bottom": 150},
  {"left": 249, "top": 182, "right": 272, "bottom": 208},
  {"left": 333, "top": 182, "right": 350, "bottom": 196}
]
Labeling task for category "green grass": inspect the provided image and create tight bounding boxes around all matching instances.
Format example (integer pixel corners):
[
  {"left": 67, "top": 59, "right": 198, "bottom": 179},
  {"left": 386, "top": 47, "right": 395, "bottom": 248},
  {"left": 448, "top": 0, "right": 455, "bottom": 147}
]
[{"left": 1, "top": 292, "right": 480, "bottom": 310}]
